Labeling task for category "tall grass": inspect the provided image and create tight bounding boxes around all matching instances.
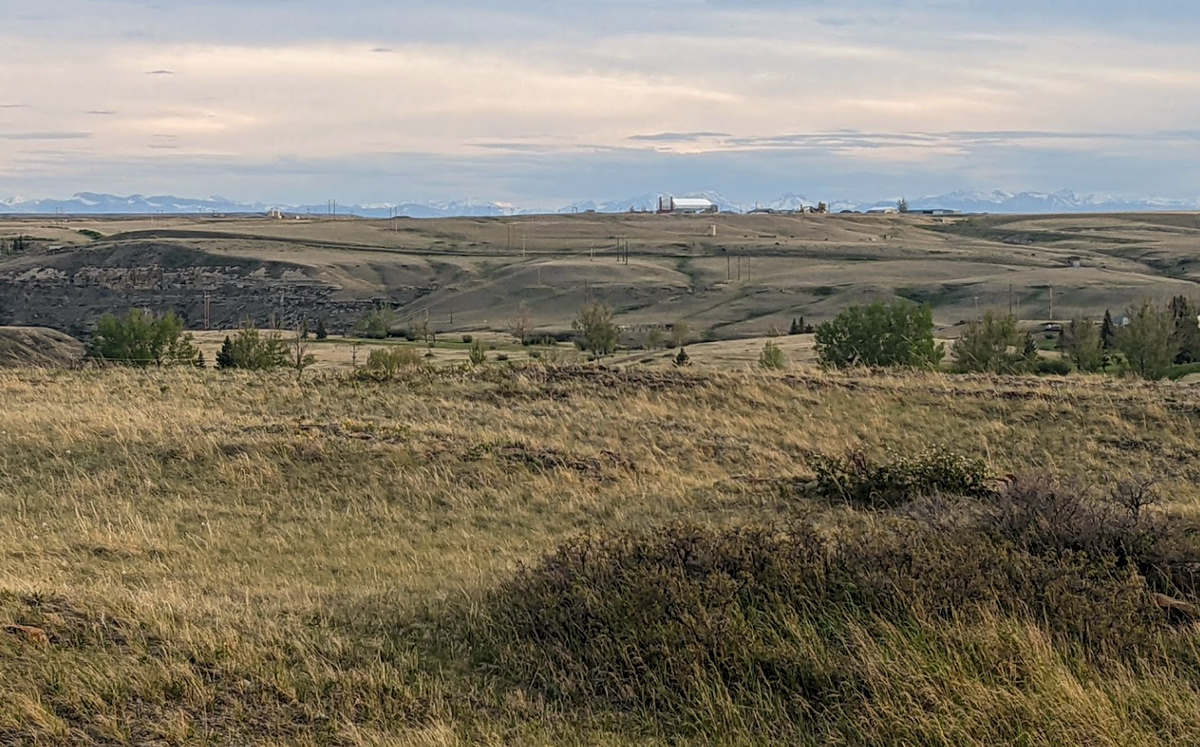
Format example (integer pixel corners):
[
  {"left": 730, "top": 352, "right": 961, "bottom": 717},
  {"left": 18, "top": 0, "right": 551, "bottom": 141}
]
[{"left": 0, "top": 366, "right": 1199, "bottom": 744}]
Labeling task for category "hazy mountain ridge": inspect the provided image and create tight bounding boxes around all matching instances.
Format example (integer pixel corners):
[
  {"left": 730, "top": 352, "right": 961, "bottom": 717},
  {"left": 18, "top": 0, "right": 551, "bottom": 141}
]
[{"left": 2, "top": 189, "right": 1198, "bottom": 217}]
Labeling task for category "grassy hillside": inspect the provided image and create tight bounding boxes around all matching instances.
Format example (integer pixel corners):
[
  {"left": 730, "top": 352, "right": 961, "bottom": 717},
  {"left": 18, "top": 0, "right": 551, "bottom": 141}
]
[
  {"left": 2, "top": 365, "right": 1200, "bottom": 744},
  {"left": 2, "top": 212, "right": 1199, "bottom": 337}
]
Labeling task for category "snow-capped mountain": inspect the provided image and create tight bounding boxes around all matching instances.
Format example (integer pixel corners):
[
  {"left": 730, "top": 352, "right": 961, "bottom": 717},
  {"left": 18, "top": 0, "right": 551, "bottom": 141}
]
[
  {"left": 896, "top": 190, "right": 1200, "bottom": 214},
  {"left": 0, "top": 192, "right": 270, "bottom": 215},
  {"left": 0, "top": 193, "right": 526, "bottom": 218},
  {"left": 559, "top": 191, "right": 743, "bottom": 214},
  {"left": 3, "top": 189, "right": 1199, "bottom": 218},
  {"left": 765, "top": 193, "right": 815, "bottom": 211}
]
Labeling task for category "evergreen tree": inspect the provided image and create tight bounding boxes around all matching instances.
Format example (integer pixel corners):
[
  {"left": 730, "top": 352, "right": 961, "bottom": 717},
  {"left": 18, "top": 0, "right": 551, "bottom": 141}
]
[
  {"left": 789, "top": 318, "right": 801, "bottom": 335},
  {"left": 315, "top": 318, "right": 328, "bottom": 340},
  {"left": 1101, "top": 309, "right": 1116, "bottom": 351},
  {"left": 1168, "top": 295, "right": 1200, "bottom": 364},
  {"left": 216, "top": 336, "right": 235, "bottom": 369}
]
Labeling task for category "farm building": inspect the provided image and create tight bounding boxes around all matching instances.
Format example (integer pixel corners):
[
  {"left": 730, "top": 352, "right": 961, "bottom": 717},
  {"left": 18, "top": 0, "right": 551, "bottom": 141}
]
[{"left": 657, "top": 196, "right": 719, "bottom": 214}]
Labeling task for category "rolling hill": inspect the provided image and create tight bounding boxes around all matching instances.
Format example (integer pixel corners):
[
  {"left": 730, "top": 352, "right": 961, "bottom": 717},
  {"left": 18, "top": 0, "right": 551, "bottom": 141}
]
[{"left": 0, "top": 211, "right": 1197, "bottom": 338}]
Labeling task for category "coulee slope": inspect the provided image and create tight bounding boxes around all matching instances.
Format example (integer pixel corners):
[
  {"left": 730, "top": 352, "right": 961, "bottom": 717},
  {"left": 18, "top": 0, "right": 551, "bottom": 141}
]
[{"left": 0, "top": 211, "right": 1197, "bottom": 337}]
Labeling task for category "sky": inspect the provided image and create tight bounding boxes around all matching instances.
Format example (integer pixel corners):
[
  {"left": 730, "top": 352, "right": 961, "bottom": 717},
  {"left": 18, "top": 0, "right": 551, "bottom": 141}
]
[{"left": 2, "top": 0, "right": 1200, "bottom": 207}]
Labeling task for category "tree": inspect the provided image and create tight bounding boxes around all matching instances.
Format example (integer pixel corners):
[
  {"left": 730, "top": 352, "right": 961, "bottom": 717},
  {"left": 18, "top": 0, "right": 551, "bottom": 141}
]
[
  {"left": 510, "top": 303, "right": 532, "bottom": 344},
  {"left": 573, "top": 303, "right": 620, "bottom": 357},
  {"left": 759, "top": 341, "right": 787, "bottom": 370},
  {"left": 315, "top": 318, "right": 328, "bottom": 340},
  {"left": 216, "top": 323, "right": 289, "bottom": 370},
  {"left": 1061, "top": 317, "right": 1104, "bottom": 372},
  {"left": 951, "top": 312, "right": 1033, "bottom": 374},
  {"left": 815, "top": 300, "right": 944, "bottom": 369},
  {"left": 897, "top": 197, "right": 909, "bottom": 214},
  {"left": 670, "top": 320, "right": 691, "bottom": 348},
  {"left": 1168, "top": 295, "right": 1200, "bottom": 364},
  {"left": 1101, "top": 309, "right": 1116, "bottom": 351},
  {"left": 1117, "top": 300, "right": 1176, "bottom": 380},
  {"left": 216, "top": 336, "right": 235, "bottom": 369},
  {"left": 88, "top": 309, "right": 199, "bottom": 367},
  {"left": 355, "top": 306, "right": 397, "bottom": 339},
  {"left": 410, "top": 311, "right": 435, "bottom": 347},
  {"left": 646, "top": 328, "right": 665, "bottom": 350},
  {"left": 290, "top": 326, "right": 317, "bottom": 376},
  {"left": 673, "top": 347, "right": 691, "bottom": 367}
]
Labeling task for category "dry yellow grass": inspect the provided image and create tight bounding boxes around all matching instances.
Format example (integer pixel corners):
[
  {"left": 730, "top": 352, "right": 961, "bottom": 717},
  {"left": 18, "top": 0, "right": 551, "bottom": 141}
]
[{"left": 1, "top": 365, "right": 1200, "bottom": 744}]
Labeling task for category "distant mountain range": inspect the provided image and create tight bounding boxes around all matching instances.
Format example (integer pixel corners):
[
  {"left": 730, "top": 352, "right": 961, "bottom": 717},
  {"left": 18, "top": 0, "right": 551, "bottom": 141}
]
[{"left": 2, "top": 189, "right": 1198, "bottom": 217}]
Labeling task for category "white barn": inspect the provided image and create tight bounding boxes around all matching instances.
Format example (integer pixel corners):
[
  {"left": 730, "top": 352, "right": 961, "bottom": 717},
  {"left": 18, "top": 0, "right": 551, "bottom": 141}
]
[{"left": 658, "top": 196, "right": 718, "bottom": 214}]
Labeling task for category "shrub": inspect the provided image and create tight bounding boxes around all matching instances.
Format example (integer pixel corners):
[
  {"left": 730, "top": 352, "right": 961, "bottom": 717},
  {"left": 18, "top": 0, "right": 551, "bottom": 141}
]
[
  {"left": 759, "top": 340, "right": 787, "bottom": 370},
  {"left": 363, "top": 346, "right": 423, "bottom": 376},
  {"left": 461, "top": 334, "right": 473, "bottom": 344},
  {"left": 89, "top": 309, "right": 199, "bottom": 367},
  {"left": 315, "top": 318, "right": 328, "bottom": 340},
  {"left": 496, "top": 353, "right": 510, "bottom": 362},
  {"left": 815, "top": 300, "right": 943, "bottom": 369},
  {"left": 1036, "top": 357, "right": 1073, "bottom": 376},
  {"left": 478, "top": 477, "right": 1195, "bottom": 733},
  {"left": 673, "top": 347, "right": 691, "bottom": 367},
  {"left": 468, "top": 339, "right": 487, "bottom": 366},
  {"left": 808, "top": 447, "right": 993, "bottom": 508}
]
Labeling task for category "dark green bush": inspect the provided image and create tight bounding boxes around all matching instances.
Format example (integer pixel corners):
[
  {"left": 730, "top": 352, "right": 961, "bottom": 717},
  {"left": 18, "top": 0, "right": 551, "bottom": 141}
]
[
  {"left": 807, "top": 447, "right": 993, "bottom": 508},
  {"left": 1036, "top": 358, "right": 1073, "bottom": 376},
  {"left": 461, "top": 334, "right": 474, "bottom": 344}
]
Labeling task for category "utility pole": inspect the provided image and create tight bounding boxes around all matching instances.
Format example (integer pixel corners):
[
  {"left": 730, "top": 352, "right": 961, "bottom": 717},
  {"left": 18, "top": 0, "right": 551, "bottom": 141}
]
[{"left": 203, "top": 291, "right": 211, "bottom": 330}]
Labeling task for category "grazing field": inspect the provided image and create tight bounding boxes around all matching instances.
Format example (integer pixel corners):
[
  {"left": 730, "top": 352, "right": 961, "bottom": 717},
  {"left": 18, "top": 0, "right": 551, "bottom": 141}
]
[
  {"left": 3, "top": 365, "right": 1200, "bottom": 745},
  {"left": 2, "top": 211, "right": 1199, "bottom": 338}
]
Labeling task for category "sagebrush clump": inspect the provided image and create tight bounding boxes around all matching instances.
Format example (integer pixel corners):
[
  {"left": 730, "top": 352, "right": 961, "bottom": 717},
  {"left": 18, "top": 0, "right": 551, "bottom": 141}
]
[
  {"left": 807, "top": 446, "right": 993, "bottom": 507},
  {"left": 474, "top": 474, "right": 1200, "bottom": 739}
]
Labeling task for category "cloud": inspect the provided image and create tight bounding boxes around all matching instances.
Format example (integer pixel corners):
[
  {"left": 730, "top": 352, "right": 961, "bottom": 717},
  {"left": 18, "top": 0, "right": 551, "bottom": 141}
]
[
  {"left": 0, "top": 131, "right": 93, "bottom": 141},
  {"left": 0, "top": 1, "right": 1199, "bottom": 203}
]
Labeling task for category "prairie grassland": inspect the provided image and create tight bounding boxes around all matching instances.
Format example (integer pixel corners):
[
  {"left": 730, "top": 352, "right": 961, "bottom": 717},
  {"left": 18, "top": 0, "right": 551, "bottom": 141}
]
[{"left": 2, "top": 365, "right": 1200, "bottom": 745}]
